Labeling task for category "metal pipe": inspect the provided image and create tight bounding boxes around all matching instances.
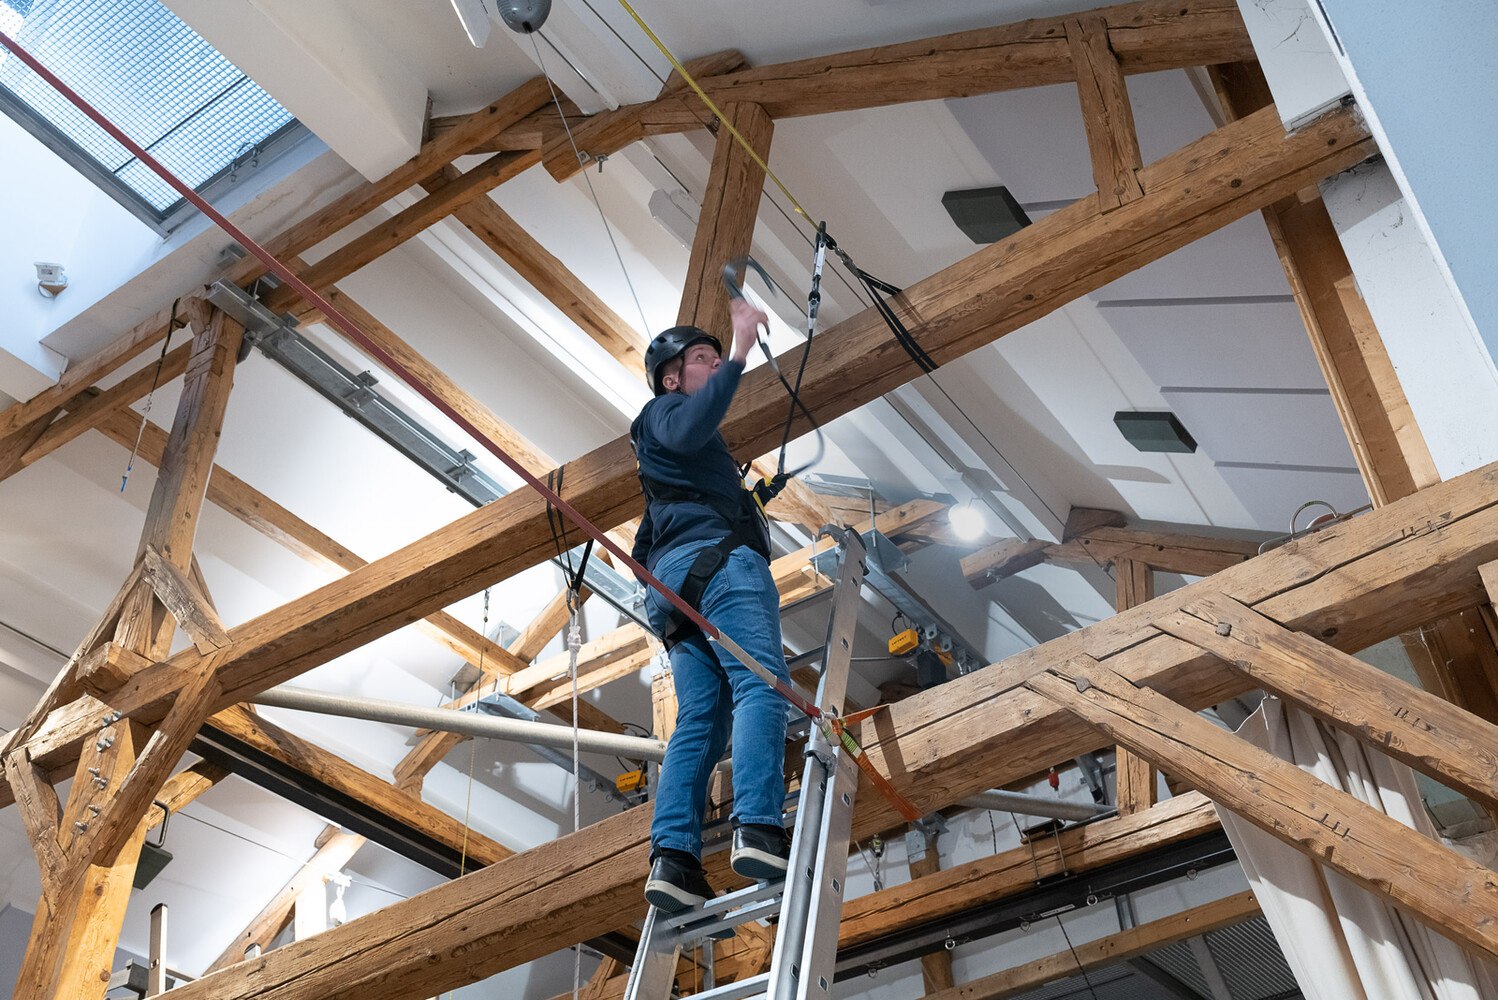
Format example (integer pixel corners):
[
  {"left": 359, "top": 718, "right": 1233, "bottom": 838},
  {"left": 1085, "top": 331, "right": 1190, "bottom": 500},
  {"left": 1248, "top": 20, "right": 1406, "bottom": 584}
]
[
  {"left": 961, "top": 790, "right": 1109, "bottom": 822},
  {"left": 253, "top": 686, "right": 667, "bottom": 762}
]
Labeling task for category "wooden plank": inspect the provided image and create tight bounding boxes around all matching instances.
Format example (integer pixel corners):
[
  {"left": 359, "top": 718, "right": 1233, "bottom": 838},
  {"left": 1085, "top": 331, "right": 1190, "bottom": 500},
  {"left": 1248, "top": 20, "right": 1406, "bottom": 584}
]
[
  {"left": 104, "top": 101, "right": 1372, "bottom": 726},
  {"left": 542, "top": 0, "right": 1253, "bottom": 179},
  {"left": 1156, "top": 592, "right": 1498, "bottom": 809},
  {"left": 161, "top": 460, "right": 1498, "bottom": 1000},
  {"left": 1026, "top": 656, "right": 1498, "bottom": 959},
  {"left": 963, "top": 539, "right": 1050, "bottom": 587},
  {"left": 1113, "top": 558, "right": 1157, "bottom": 815},
  {"left": 923, "top": 890, "right": 1260, "bottom": 1000},
  {"left": 206, "top": 827, "right": 366, "bottom": 973},
  {"left": 1066, "top": 14, "right": 1144, "bottom": 209}
]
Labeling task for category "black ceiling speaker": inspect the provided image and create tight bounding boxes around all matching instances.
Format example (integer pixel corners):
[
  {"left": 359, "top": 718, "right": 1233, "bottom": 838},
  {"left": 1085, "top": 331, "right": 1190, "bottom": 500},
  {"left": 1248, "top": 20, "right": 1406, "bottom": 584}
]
[
  {"left": 941, "top": 186, "right": 1032, "bottom": 244},
  {"left": 498, "top": 0, "right": 551, "bottom": 33},
  {"left": 1114, "top": 411, "right": 1198, "bottom": 454}
]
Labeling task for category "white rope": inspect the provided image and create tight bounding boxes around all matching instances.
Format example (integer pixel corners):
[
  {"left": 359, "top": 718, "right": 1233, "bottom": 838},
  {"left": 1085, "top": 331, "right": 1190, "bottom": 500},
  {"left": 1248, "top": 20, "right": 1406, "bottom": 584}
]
[{"left": 568, "top": 602, "right": 584, "bottom": 1000}]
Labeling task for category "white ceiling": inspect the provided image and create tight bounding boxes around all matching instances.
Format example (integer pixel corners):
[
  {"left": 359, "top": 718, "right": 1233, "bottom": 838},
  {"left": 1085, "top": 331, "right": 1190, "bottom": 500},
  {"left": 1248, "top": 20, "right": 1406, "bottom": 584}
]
[{"left": 0, "top": 0, "right": 1366, "bottom": 991}]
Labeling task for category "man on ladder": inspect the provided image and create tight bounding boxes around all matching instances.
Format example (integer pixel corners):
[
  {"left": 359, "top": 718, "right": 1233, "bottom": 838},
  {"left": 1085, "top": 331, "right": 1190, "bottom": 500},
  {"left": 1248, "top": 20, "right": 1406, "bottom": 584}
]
[{"left": 631, "top": 297, "right": 795, "bottom": 912}]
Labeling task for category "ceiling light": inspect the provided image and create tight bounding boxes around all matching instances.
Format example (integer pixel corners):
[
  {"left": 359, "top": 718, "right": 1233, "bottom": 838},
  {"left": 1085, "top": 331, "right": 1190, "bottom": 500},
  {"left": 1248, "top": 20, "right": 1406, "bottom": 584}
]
[
  {"left": 941, "top": 187, "right": 1031, "bottom": 244},
  {"left": 949, "top": 501, "right": 987, "bottom": 541},
  {"left": 1113, "top": 410, "right": 1198, "bottom": 454}
]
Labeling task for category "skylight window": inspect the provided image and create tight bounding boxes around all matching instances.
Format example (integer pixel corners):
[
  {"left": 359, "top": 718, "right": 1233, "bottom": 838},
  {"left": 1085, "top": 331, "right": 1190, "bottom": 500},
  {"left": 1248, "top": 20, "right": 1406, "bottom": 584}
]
[{"left": 0, "top": 0, "right": 303, "bottom": 232}]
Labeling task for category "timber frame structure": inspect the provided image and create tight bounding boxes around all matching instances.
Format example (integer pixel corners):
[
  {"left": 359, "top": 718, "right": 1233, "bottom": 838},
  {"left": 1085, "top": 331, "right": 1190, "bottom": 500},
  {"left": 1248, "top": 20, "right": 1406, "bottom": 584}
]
[{"left": 2, "top": 1, "right": 1497, "bottom": 997}]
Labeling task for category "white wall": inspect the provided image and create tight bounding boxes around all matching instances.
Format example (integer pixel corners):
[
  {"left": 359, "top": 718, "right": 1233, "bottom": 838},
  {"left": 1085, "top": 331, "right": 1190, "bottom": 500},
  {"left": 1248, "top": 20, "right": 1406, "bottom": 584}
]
[
  {"left": 1315, "top": 0, "right": 1498, "bottom": 364},
  {"left": 0, "top": 109, "right": 142, "bottom": 398}
]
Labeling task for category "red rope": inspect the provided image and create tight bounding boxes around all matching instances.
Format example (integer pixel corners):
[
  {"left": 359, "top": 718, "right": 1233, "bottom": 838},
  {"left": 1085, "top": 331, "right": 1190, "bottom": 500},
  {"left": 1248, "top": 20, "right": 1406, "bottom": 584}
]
[{"left": 0, "top": 28, "right": 823, "bottom": 722}]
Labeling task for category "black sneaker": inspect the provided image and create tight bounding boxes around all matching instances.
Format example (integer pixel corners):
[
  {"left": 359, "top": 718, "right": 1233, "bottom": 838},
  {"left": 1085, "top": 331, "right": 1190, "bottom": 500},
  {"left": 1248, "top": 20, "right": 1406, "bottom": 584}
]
[
  {"left": 731, "top": 824, "right": 790, "bottom": 880},
  {"left": 644, "top": 851, "right": 716, "bottom": 914}
]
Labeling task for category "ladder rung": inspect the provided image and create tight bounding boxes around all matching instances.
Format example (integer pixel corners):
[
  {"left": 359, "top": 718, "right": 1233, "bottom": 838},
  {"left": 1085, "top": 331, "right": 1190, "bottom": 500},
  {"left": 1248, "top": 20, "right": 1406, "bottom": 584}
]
[
  {"left": 690, "top": 971, "right": 770, "bottom": 1000},
  {"left": 665, "top": 880, "right": 783, "bottom": 930}
]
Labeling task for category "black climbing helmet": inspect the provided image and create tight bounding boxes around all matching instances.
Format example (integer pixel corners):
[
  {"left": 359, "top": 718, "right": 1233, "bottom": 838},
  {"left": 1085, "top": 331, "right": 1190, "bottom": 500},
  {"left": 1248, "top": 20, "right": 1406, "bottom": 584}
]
[{"left": 644, "top": 326, "right": 722, "bottom": 396}]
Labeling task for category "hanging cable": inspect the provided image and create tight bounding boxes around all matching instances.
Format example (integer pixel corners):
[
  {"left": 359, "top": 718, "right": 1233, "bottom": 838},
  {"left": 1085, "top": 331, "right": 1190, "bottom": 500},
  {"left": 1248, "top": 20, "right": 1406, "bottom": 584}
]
[
  {"left": 120, "top": 297, "right": 186, "bottom": 493},
  {"left": 530, "top": 31, "right": 653, "bottom": 339},
  {"left": 567, "top": 602, "right": 585, "bottom": 1000}
]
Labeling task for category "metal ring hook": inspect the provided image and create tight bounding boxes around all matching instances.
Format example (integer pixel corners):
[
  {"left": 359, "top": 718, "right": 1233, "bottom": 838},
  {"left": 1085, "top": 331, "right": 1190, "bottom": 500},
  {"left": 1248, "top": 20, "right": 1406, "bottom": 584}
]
[{"left": 720, "top": 255, "right": 778, "bottom": 303}]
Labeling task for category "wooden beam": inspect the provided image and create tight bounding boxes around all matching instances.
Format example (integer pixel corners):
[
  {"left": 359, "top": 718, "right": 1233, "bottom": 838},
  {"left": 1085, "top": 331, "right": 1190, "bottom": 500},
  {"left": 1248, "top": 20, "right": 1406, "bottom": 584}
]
[
  {"left": 1156, "top": 592, "right": 1498, "bottom": 809},
  {"left": 923, "top": 890, "right": 1260, "bottom": 1000},
  {"left": 676, "top": 102, "right": 772, "bottom": 329},
  {"left": 1112, "top": 558, "right": 1157, "bottom": 816},
  {"left": 205, "top": 827, "right": 366, "bottom": 974},
  {"left": 93, "top": 408, "right": 526, "bottom": 683},
  {"left": 12, "top": 341, "right": 191, "bottom": 478},
  {"left": 112, "top": 304, "right": 243, "bottom": 666},
  {"left": 447, "top": 188, "right": 646, "bottom": 376},
  {"left": 539, "top": 50, "right": 745, "bottom": 180},
  {"left": 264, "top": 151, "right": 539, "bottom": 315},
  {"left": 1211, "top": 61, "right": 1438, "bottom": 505},
  {"left": 259, "top": 77, "right": 554, "bottom": 275},
  {"left": 1066, "top": 14, "right": 1144, "bottom": 209},
  {"left": 99, "top": 101, "right": 1372, "bottom": 728},
  {"left": 907, "top": 828, "right": 954, "bottom": 994},
  {"left": 1026, "top": 656, "right": 1498, "bottom": 958},
  {"left": 160, "top": 459, "right": 1498, "bottom": 1000},
  {"left": 839, "top": 791, "right": 1217, "bottom": 949},
  {"left": 0, "top": 304, "right": 174, "bottom": 446},
  {"left": 963, "top": 520, "right": 1260, "bottom": 587},
  {"left": 542, "top": 0, "right": 1252, "bottom": 180},
  {"left": 206, "top": 706, "right": 511, "bottom": 866}
]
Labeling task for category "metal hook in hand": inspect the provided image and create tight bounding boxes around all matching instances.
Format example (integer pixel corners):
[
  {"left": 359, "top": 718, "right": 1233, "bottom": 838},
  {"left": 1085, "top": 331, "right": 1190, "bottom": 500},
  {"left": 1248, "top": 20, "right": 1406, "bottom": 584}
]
[
  {"left": 721, "top": 255, "right": 781, "bottom": 375},
  {"left": 721, "top": 255, "right": 777, "bottom": 303}
]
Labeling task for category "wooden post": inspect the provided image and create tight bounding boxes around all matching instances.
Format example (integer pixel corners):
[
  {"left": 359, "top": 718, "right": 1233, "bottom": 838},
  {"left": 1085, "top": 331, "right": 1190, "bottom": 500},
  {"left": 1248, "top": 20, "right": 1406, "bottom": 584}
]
[
  {"left": 9, "top": 301, "right": 242, "bottom": 1000},
  {"left": 908, "top": 827, "right": 955, "bottom": 993},
  {"left": 1066, "top": 14, "right": 1144, "bottom": 210},
  {"left": 1213, "top": 60, "right": 1498, "bottom": 754},
  {"left": 1112, "top": 558, "right": 1158, "bottom": 814}
]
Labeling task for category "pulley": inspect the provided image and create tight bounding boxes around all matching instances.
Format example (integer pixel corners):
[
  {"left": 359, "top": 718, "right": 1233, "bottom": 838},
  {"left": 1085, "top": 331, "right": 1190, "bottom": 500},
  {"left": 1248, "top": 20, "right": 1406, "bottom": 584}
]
[{"left": 498, "top": 0, "right": 550, "bottom": 33}]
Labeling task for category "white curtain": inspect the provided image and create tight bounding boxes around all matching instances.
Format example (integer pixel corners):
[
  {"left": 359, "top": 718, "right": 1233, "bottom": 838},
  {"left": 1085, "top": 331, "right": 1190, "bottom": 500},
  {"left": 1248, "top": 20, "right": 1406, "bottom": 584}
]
[{"left": 1216, "top": 696, "right": 1498, "bottom": 1000}]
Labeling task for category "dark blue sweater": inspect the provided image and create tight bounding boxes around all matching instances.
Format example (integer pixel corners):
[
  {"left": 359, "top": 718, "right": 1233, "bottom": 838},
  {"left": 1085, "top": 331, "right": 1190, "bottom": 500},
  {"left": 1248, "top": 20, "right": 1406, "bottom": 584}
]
[{"left": 630, "top": 360, "right": 746, "bottom": 571}]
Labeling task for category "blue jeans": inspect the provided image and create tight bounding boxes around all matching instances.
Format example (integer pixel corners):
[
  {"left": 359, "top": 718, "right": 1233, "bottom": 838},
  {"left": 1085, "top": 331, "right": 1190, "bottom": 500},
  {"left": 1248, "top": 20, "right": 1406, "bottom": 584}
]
[{"left": 647, "top": 538, "right": 793, "bottom": 859}]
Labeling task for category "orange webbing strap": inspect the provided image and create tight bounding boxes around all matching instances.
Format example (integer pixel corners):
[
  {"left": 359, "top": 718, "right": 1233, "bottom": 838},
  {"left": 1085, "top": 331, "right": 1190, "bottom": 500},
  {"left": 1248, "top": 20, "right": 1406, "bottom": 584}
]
[{"left": 825, "top": 708, "right": 923, "bottom": 823}]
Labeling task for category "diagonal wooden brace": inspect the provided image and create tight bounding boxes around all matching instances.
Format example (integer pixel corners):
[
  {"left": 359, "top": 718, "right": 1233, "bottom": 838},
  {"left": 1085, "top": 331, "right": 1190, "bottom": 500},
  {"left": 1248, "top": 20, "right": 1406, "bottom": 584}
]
[
  {"left": 1026, "top": 655, "right": 1498, "bottom": 960},
  {"left": 1154, "top": 592, "right": 1498, "bottom": 811}
]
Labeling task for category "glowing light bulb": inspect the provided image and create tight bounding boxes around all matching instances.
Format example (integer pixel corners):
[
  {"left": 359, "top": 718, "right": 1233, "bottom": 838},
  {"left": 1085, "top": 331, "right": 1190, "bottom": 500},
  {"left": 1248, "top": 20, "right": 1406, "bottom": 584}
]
[{"left": 949, "top": 502, "right": 986, "bottom": 541}]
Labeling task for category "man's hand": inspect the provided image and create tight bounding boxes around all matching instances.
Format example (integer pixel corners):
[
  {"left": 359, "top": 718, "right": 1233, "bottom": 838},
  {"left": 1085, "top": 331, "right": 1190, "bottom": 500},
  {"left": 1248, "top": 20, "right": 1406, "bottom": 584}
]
[{"left": 729, "top": 298, "right": 768, "bottom": 364}]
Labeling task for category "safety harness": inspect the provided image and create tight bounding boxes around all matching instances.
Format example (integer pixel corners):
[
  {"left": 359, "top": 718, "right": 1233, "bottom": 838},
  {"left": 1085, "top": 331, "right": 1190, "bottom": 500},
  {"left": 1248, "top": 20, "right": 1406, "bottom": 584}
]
[{"left": 630, "top": 435, "right": 785, "bottom": 649}]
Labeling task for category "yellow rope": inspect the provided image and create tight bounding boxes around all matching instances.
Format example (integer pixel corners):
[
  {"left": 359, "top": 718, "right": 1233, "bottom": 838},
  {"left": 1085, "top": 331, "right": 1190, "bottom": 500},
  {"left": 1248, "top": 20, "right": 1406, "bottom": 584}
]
[{"left": 613, "top": 0, "right": 817, "bottom": 225}]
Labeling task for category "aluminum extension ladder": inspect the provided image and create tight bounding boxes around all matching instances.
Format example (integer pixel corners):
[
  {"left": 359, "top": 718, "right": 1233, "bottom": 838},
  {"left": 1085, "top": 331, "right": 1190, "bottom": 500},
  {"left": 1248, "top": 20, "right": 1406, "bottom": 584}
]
[{"left": 623, "top": 529, "right": 869, "bottom": 1000}]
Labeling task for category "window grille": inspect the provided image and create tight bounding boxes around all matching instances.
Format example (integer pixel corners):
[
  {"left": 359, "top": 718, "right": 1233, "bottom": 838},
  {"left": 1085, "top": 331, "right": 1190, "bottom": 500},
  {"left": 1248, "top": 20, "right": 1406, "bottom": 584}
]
[{"left": 0, "top": 0, "right": 302, "bottom": 231}]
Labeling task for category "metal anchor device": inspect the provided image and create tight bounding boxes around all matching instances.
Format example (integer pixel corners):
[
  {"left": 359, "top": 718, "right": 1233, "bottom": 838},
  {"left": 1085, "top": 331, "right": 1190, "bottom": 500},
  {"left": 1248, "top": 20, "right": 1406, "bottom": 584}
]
[{"left": 623, "top": 528, "right": 869, "bottom": 1000}]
